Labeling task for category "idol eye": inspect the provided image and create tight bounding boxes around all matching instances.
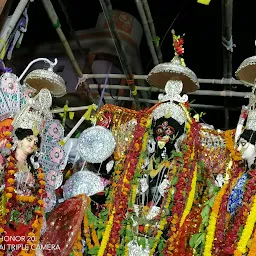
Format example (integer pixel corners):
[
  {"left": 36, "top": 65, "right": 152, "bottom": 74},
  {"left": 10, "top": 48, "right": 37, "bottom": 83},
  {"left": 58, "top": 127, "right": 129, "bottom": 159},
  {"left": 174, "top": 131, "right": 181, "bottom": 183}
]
[
  {"left": 241, "top": 141, "right": 246, "bottom": 147},
  {"left": 27, "top": 137, "right": 32, "bottom": 142},
  {"left": 156, "top": 128, "right": 163, "bottom": 134},
  {"left": 165, "top": 129, "right": 173, "bottom": 135}
]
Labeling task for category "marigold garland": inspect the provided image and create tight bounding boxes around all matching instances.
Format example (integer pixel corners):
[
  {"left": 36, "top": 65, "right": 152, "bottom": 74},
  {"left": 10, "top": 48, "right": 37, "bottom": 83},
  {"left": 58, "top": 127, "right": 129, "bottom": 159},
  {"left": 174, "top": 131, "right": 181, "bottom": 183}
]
[
  {"left": 97, "top": 207, "right": 115, "bottom": 256},
  {"left": 71, "top": 230, "right": 83, "bottom": 256},
  {"left": 124, "top": 224, "right": 131, "bottom": 256},
  {"left": 224, "top": 130, "right": 242, "bottom": 161},
  {"left": 221, "top": 172, "right": 256, "bottom": 255},
  {"left": 163, "top": 121, "right": 200, "bottom": 255},
  {"left": 102, "top": 113, "right": 151, "bottom": 255},
  {"left": 91, "top": 227, "right": 100, "bottom": 247},
  {"left": 203, "top": 183, "right": 228, "bottom": 256},
  {"left": 212, "top": 165, "right": 243, "bottom": 254},
  {"left": 150, "top": 218, "right": 167, "bottom": 256},
  {"left": 0, "top": 154, "right": 46, "bottom": 256},
  {"left": 248, "top": 227, "right": 256, "bottom": 256},
  {"left": 234, "top": 195, "right": 256, "bottom": 255},
  {"left": 83, "top": 214, "right": 93, "bottom": 250},
  {"left": 180, "top": 163, "right": 197, "bottom": 227}
]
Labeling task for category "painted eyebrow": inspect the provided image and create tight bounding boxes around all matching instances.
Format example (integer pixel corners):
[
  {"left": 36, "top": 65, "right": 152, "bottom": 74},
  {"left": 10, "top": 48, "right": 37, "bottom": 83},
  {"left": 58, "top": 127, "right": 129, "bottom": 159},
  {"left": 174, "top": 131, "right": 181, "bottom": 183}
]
[{"left": 28, "top": 136, "right": 38, "bottom": 142}]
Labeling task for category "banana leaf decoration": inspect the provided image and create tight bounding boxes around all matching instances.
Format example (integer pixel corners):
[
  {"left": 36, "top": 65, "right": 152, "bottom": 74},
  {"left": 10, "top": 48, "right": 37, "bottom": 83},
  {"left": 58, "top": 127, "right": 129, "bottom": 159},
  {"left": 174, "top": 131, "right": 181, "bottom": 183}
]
[{"left": 59, "top": 101, "right": 75, "bottom": 126}]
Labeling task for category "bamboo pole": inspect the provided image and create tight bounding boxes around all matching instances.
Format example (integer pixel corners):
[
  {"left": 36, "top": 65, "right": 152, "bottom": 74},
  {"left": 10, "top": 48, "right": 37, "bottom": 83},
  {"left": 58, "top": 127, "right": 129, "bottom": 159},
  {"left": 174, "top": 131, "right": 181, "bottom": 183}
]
[
  {"left": 51, "top": 106, "right": 89, "bottom": 114},
  {"left": 0, "top": 0, "right": 29, "bottom": 53},
  {"left": 134, "top": 0, "right": 159, "bottom": 65},
  {"left": 141, "top": 0, "right": 163, "bottom": 62},
  {"left": 98, "top": 0, "right": 141, "bottom": 110},
  {"left": 83, "top": 73, "right": 244, "bottom": 85},
  {"left": 41, "top": 0, "right": 94, "bottom": 103},
  {"left": 88, "top": 84, "right": 250, "bottom": 98},
  {"left": 221, "top": 0, "right": 234, "bottom": 129},
  {"left": 102, "top": 95, "right": 240, "bottom": 110},
  {"left": 0, "top": 0, "right": 8, "bottom": 18},
  {"left": 0, "top": 0, "right": 13, "bottom": 33}
]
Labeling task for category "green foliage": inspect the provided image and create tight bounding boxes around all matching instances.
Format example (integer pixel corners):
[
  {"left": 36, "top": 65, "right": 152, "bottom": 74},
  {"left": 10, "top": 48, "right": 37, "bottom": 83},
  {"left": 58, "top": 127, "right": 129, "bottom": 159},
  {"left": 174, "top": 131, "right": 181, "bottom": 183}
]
[
  {"left": 158, "top": 239, "right": 165, "bottom": 253},
  {"left": 189, "top": 232, "right": 206, "bottom": 249},
  {"left": 10, "top": 209, "right": 20, "bottom": 223},
  {"left": 86, "top": 209, "right": 98, "bottom": 226},
  {"left": 171, "top": 176, "right": 178, "bottom": 186},
  {"left": 87, "top": 246, "right": 100, "bottom": 255}
]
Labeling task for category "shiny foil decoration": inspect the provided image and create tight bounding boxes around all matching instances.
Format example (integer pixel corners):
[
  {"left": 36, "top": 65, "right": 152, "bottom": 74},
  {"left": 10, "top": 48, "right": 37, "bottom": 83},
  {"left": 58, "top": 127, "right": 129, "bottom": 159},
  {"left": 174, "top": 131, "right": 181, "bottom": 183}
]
[
  {"left": 127, "top": 240, "right": 150, "bottom": 256},
  {"left": 63, "top": 170, "right": 105, "bottom": 199},
  {"left": 12, "top": 88, "right": 53, "bottom": 132},
  {"left": 236, "top": 56, "right": 256, "bottom": 87},
  {"left": 24, "top": 69, "right": 66, "bottom": 97},
  {"left": 0, "top": 72, "right": 32, "bottom": 121},
  {"left": 78, "top": 126, "right": 116, "bottom": 163},
  {"left": 147, "top": 56, "right": 199, "bottom": 93},
  {"left": 40, "top": 194, "right": 89, "bottom": 256},
  {"left": 43, "top": 188, "right": 57, "bottom": 213},
  {"left": 45, "top": 169, "right": 63, "bottom": 190}
]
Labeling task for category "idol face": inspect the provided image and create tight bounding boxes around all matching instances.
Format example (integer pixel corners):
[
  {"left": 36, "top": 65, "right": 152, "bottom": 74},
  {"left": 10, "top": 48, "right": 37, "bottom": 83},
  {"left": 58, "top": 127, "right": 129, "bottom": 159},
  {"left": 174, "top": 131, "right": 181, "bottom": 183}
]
[
  {"left": 237, "top": 137, "right": 255, "bottom": 162},
  {"left": 154, "top": 120, "right": 175, "bottom": 149},
  {"left": 18, "top": 135, "right": 38, "bottom": 156}
]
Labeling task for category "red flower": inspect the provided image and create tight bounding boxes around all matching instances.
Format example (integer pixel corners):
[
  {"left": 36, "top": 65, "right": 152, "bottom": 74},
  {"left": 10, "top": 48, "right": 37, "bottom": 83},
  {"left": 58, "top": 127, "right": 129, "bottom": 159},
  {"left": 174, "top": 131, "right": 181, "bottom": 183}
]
[
  {"left": 177, "top": 47, "right": 184, "bottom": 55},
  {"left": 138, "top": 226, "right": 144, "bottom": 233},
  {"left": 178, "top": 38, "right": 184, "bottom": 45}
]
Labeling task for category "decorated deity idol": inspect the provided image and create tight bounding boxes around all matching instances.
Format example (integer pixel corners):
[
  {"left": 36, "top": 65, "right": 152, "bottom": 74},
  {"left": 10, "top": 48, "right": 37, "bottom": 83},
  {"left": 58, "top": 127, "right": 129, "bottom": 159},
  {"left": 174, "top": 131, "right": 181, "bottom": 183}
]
[
  {"left": 0, "top": 88, "right": 53, "bottom": 255},
  {"left": 200, "top": 56, "right": 256, "bottom": 256}
]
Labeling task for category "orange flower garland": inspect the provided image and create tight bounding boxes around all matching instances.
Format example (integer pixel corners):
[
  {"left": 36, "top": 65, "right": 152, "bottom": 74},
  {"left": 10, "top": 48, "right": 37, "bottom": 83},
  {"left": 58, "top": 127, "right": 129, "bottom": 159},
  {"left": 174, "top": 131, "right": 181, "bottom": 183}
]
[
  {"left": 163, "top": 121, "right": 200, "bottom": 255},
  {"left": 203, "top": 183, "right": 229, "bottom": 256},
  {"left": 83, "top": 214, "right": 94, "bottom": 250},
  {"left": 224, "top": 130, "right": 242, "bottom": 161},
  {"left": 0, "top": 154, "right": 46, "bottom": 256},
  {"left": 248, "top": 228, "right": 256, "bottom": 256},
  {"left": 70, "top": 231, "right": 83, "bottom": 256},
  {"left": 101, "top": 112, "right": 151, "bottom": 256}
]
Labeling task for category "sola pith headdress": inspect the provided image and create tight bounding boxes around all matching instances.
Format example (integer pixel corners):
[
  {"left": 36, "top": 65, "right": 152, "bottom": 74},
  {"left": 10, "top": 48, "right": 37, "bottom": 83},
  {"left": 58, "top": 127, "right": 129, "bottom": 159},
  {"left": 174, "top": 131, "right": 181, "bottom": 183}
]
[
  {"left": 245, "top": 91, "right": 256, "bottom": 132},
  {"left": 235, "top": 56, "right": 256, "bottom": 140},
  {"left": 149, "top": 30, "right": 199, "bottom": 124},
  {"left": 12, "top": 88, "right": 53, "bottom": 135},
  {"left": 0, "top": 72, "right": 35, "bottom": 122}
]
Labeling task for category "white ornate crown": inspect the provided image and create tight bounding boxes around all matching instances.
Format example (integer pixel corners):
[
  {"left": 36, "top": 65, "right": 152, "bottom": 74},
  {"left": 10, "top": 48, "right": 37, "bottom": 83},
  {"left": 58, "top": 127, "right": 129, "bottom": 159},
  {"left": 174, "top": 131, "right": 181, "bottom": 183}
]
[
  {"left": 12, "top": 89, "right": 53, "bottom": 134},
  {"left": 0, "top": 72, "right": 35, "bottom": 121},
  {"left": 152, "top": 80, "right": 188, "bottom": 125},
  {"left": 243, "top": 88, "right": 256, "bottom": 131},
  {"left": 246, "top": 109, "right": 256, "bottom": 131}
]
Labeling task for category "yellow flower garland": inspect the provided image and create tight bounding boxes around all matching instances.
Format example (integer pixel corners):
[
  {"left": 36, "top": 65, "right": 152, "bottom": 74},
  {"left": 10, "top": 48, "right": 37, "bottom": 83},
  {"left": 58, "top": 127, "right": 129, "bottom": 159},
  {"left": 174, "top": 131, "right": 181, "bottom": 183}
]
[
  {"left": 97, "top": 208, "right": 116, "bottom": 256},
  {"left": 203, "top": 183, "right": 228, "bottom": 256},
  {"left": 124, "top": 224, "right": 131, "bottom": 256},
  {"left": 150, "top": 218, "right": 167, "bottom": 255},
  {"left": 234, "top": 195, "right": 256, "bottom": 255},
  {"left": 124, "top": 183, "right": 138, "bottom": 256},
  {"left": 180, "top": 164, "right": 197, "bottom": 227}
]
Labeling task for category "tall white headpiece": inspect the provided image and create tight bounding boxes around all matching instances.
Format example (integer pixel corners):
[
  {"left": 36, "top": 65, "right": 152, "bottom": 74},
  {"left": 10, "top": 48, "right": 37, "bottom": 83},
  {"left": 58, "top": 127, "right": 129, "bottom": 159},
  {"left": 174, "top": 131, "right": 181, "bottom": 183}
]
[
  {"left": 147, "top": 30, "right": 199, "bottom": 125},
  {"left": 12, "top": 88, "right": 53, "bottom": 133},
  {"left": 235, "top": 56, "right": 256, "bottom": 135},
  {"left": 245, "top": 90, "right": 256, "bottom": 131},
  {"left": 0, "top": 73, "right": 35, "bottom": 121},
  {"left": 152, "top": 80, "right": 188, "bottom": 125}
]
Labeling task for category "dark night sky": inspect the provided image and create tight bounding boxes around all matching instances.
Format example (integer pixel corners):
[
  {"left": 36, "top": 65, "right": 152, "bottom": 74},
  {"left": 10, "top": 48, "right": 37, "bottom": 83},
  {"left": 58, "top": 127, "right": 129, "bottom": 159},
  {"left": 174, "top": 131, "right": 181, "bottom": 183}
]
[{"left": 9, "top": 0, "right": 256, "bottom": 129}]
